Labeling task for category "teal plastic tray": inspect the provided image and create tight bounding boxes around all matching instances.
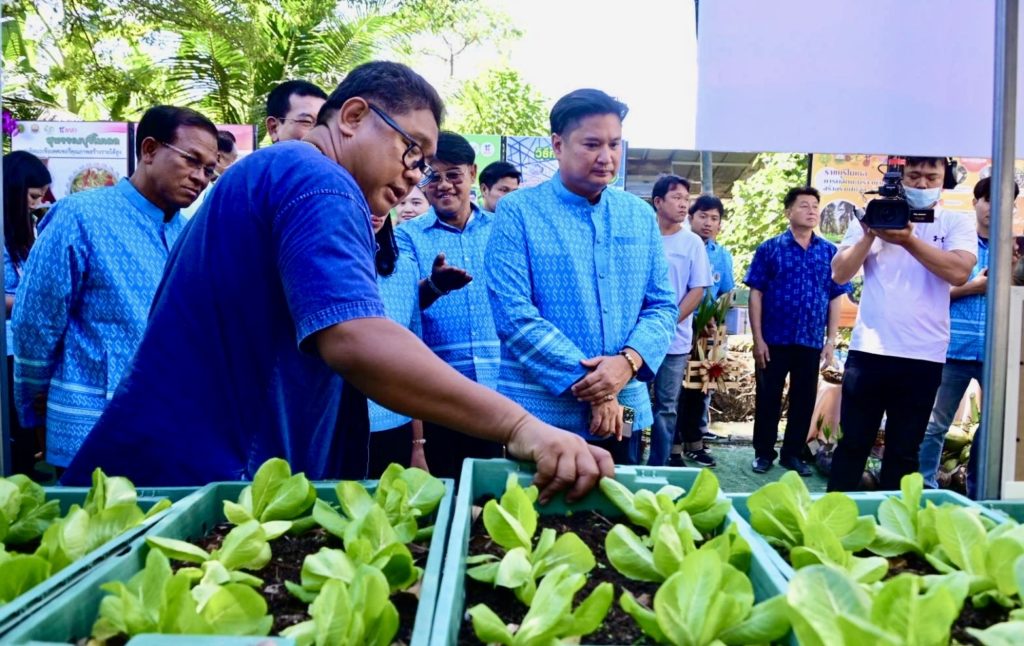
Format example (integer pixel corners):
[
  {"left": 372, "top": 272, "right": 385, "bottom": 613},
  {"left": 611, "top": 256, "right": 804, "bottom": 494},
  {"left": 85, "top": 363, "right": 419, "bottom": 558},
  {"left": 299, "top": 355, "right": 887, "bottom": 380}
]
[
  {"left": 432, "top": 459, "right": 790, "bottom": 646},
  {"left": 0, "top": 486, "right": 199, "bottom": 636},
  {"left": 981, "top": 499, "right": 1024, "bottom": 523},
  {"left": 729, "top": 487, "right": 1005, "bottom": 582},
  {"left": 1, "top": 478, "right": 453, "bottom": 646}
]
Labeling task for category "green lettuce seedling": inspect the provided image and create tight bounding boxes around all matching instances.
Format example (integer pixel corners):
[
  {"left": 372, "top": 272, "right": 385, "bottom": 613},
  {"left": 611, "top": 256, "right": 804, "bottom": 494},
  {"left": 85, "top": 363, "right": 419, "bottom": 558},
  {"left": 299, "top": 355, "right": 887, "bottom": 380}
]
[
  {"left": 0, "top": 548, "right": 51, "bottom": 603},
  {"left": 620, "top": 549, "right": 790, "bottom": 646},
  {"left": 606, "top": 509, "right": 751, "bottom": 582},
  {"left": 967, "top": 621, "right": 1024, "bottom": 645},
  {"left": 293, "top": 505, "right": 420, "bottom": 597},
  {"left": 786, "top": 564, "right": 968, "bottom": 646},
  {"left": 599, "top": 469, "right": 731, "bottom": 535},
  {"left": 92, "top": 549, "right": 272, "bottom": 641},
  {"left": 313, "top": 464, "right": 445, "bottom": 545},
  {"left": 281, "top": 567, "right": 399, "bottom": 646},
  {"left": 468, "top": 564, "right": 613, "bottom": 645},
  {"left": 747, "top": 471, "right": 883, "bottom": 582},
  {"left": 465, "top": 474, "right": 595, "bottom": 604},
  {"left": 0, "top": 474, "right": 60, "bottom": 546},
  {"left": 145, "top": 519, "right": 285, "bottom": 589},
  {"left": 223, "top": 458, "right": 317, "bottom": 533},
  {"left": 924, "top": 506, "right": 1024, "bottom": 608}
]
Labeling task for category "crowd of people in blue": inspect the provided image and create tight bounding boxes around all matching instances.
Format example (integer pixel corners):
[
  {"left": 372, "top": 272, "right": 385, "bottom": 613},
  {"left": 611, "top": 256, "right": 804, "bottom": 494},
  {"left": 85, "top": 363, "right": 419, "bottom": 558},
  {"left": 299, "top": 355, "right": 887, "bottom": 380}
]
[{"left": 1, "top": 61, "right": 1004, "bottom": 501}]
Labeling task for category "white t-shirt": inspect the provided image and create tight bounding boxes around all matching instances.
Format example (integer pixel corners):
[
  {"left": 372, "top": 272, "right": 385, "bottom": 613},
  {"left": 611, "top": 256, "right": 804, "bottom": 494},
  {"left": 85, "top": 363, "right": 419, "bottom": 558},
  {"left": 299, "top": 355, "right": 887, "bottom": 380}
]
[
  {"left": 662, "top": 228, "right": 714, "bottom": 355},
  {"left": 840, "top": 208, "right": 978, "bottom": 363}
]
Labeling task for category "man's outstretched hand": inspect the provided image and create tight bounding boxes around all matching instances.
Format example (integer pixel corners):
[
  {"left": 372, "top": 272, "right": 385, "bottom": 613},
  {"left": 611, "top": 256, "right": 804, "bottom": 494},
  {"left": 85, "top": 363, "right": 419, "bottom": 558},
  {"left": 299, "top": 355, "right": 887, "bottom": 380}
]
[
  {"left": 505, "top": 418, "right": 615, "bottom": 504},
  {"left": 431, "top": 252, "right": 473, "bottom": 292}
]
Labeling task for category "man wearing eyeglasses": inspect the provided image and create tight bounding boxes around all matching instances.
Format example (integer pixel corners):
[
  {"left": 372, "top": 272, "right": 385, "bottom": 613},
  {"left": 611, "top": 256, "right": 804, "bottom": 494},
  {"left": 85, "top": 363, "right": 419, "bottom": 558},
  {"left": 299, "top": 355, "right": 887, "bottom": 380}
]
[
  {"left": 13, "top": 105, "right": 218, "bottom": 470},
  {"left": 265, "top": 80, "right": 328, "bottom": 144},
  {"left": 392, "top": 132, "right": 503, "bottom": 478},
  {"left": 62, "top": 63, "right": 614, "bottom": 504}
]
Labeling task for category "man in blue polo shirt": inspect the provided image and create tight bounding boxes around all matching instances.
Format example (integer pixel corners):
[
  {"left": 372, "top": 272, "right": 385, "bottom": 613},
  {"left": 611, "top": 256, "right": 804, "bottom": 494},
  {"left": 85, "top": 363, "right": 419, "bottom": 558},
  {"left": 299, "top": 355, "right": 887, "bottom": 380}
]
[
  {"left": 394, "top": 131, "right": 503, "bottom": 478},
  {"left": 918, "top": 176, "right": 1014, "bottom": 498},
  {"left": 61, "top": 62, "right": 613, "bottom": 502},
  {"left": 745, "top": 187, "right": 851, "bottom": 476}
]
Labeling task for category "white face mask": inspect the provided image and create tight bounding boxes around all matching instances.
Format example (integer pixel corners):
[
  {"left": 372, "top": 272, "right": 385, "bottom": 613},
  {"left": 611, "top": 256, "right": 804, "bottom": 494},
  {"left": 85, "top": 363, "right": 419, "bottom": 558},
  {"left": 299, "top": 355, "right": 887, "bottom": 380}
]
[{"left": 905, "top": 186, "right": 941, "bottom": 209}]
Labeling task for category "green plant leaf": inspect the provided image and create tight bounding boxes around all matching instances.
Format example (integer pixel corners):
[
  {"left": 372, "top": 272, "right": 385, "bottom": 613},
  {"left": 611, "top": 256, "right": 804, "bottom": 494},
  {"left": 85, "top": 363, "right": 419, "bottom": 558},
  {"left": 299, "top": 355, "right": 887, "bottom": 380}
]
[
  {"left": 606, "top": 524, "right": 660, "bottom": 582},
  {"left": 468, "top": 603, "right": 513, "bottom": 645},
  {"left": 566, "top": 581, "right": 613, "bottom": 637},
  {"left": 620, "top": 590, "right": 667, "bottom": 643},
  {"left": 936, "top": 507, "right": 988, "bottom": 575},
  {"left": 676, "top": 469, "right": 721, "bottom": 514},
  {"left": 312, "top": 499, "right": 348, "bottom": 538},
  {"left": 988, "top": 536, "right": 1024, "bottom": 597},
  {"left": 396, "top": 467, "right": 445, "bottom": 516},
  {"left": 145, "top": 536, "right": 211, "bottom": 564},
  {"left": 212, "top": 520, "right": 270, "bottom": 571},
  {"left": 786, "top": 564, "right": 872, "bottom": 645},
  {"left": 482, "top": 500, "right": 532, "bottom": 552},
  {"left": 494, "top": 547, "right": 532, "bottom": 590},
  {"left": 840, "top": 515, "right": 877, "bottom": 552},
  {"left": 807, "top": 493, "right": 858, "bottom": 538},
  {"left": 966, "top": 622, "right": 1024, "bottom": 646},
  {"left": 199, "top": 583, "right": 273, "bottom": 636},
  {"left": 0, "top": 552, "right": 51, "bottom": 602},
  {"left": 599, "top": 478, "right": 650, "bottom": 528},
  {"left": 336, "top": 481, "right": 377, "bottom": 522},
  {"left": 531, "top": 532, "right": 595, "bottom": 579},
  {"left": 249, "top": 458, "right": 291, "bottom": 518},
  {"left": 223, "top": 499, "right": 254, "bottom": 525},
  {"left": 747, "top": 481, "right": 804, "bottom": 548},
  {"left": 300, "top": 547, "right": 357, "bottom": 591},
  {"left": 719, "top": 594, "right": 791, "bottom": 646},
  {"left": 690, "top": 499, "right": 732, "bottom": 535},
  {"left": 652, "top": 519, "right": 686, "bottom": 578}
]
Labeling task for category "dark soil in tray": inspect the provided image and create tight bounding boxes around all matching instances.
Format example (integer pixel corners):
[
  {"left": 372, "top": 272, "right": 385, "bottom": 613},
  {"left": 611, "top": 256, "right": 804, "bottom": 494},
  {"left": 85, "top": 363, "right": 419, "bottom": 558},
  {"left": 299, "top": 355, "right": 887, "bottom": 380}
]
[
  {"left": 182, "top": 522, "right": 427, "bottom": 644},
  {"left": 459, "top": 509, "right": 659, "bottom": 645}
]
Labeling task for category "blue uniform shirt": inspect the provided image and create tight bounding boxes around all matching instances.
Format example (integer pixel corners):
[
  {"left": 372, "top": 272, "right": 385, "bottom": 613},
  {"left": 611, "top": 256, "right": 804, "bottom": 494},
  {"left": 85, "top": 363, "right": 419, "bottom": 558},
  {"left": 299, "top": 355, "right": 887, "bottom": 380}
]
[
  {"left": 4, "top": 247, "right": 22, "bottom": 357},
  {"left": 13, "top": 180, "right": 184, "bottom": 467},
  {"left": 743, "top": 229, "right": 851, "bottom": 350},
  {"left": 947, "top": 235, "right": 988, "bottom": 362},
  {"left": 486, "top": 173, "right": 677, "bottom": 437},
  {"left": 62, "top": 142, "right": 385, "bottom": 485},
  {"left": 368, "top": 252, "right": 418, "bottom": 432},
  {"left": 394, "top": 206, "right": 500, "bottom": 389}
]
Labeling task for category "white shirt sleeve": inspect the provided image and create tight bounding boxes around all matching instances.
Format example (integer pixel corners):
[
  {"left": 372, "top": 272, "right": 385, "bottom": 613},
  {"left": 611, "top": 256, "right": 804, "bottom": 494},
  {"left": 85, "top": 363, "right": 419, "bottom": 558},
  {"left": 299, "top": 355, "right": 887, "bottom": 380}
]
[
  {"left": 943, "top": 210, "right": 979, "bottom": 258},
  {"left": 688, "top": 235, "right": 714, "bottom": 289},
  {"left": 839, "top": 218, "right": 864, "bottom": 249}
]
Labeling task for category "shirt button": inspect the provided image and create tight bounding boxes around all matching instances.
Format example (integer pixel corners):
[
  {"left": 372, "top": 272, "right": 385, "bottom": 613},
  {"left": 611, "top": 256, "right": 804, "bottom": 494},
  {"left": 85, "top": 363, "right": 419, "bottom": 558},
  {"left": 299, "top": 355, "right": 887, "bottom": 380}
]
[
  {"left": 600, "top": 273, "right": 606, "bottom": 279},
  {"left": 603, "top": 307, "right": 609, "bottom": 313},
  {"left": 596, "top": 238, "right": 602, "bottom": 244}
]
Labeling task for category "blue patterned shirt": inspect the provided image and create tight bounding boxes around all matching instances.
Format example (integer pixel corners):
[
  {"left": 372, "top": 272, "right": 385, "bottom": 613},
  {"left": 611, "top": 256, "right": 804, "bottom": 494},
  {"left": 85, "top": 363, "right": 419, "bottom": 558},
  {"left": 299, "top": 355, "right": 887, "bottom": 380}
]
[
  {"left": 4, "top": 247, "right": 23, "bottom": 357},
  {"left": 394, "top": 205, "right": 500, "bottom": 389},
  {"left": 947, "top": 235, "right": 988, "bottom": 362},
  {"left": 486, "top": 173, "right": 677, "bottom": 436},
  {"left": 368, "top": 253, "right": 418, "bottom": 432},
  {"left": 13, "top": 179, "right": 184, "bottom": 467},
  {"left": 744, "top": 229, "right": 851, "bottom": 350},
  {"left": 705, "top": 239, "right": 735, "bottom": 301}
]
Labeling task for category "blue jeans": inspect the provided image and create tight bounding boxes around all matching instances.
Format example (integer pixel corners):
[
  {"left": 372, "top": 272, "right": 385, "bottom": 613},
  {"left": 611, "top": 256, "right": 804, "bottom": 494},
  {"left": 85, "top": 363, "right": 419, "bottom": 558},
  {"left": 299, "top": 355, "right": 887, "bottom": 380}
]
[
  {"left": 649, "top": 353, "right": 688, "bottom": 466},
  {"left": 918, "top": 359, "right": 984, "bottom": 496}
]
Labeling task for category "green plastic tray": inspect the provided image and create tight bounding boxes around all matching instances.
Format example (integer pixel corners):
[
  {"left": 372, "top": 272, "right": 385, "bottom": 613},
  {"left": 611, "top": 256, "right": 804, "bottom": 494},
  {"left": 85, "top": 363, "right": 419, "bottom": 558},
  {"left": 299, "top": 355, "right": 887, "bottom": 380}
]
[
  {"left": 432, "top": 459, "right": 790, "bottom": 646},
  {"left": 1, "top": 478, "right": 453, "bottom": 646},
  {"left": 729, "top": 487, "right": 1005, "bottom": 582},
  {"left": 981, "top": 499, "right": 1024, "bottom": 523},
  {"left": 0, "top": 486, "right": 200, "bottom": 636}
]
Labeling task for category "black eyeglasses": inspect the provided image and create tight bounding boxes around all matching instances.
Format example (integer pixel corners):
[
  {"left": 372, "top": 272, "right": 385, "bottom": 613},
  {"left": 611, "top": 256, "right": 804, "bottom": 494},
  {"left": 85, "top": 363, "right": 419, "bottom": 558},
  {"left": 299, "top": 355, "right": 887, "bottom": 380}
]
[
  {"left": 159, "top": 141, "right": 217, "bottom": 180},
  {"left": 367, "top": 103, "right": 435, "bottom": 188},
  {"left": 426, "top": 169, "right": 466, "bottom": 186},
  {"left": 278, "top": 117, "right": 317, "bottom": 128}
]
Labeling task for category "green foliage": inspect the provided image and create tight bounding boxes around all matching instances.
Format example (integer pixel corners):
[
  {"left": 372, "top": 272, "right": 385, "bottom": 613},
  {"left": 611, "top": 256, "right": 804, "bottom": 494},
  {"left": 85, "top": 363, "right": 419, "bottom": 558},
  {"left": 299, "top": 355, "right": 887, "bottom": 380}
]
[
  {"left": 719, "top": 153, "right": 810, "bottom": 278},
  {"left": 468, "top": 564, "right": 613, "bottom": 646},
  {"left": 599, "top": 469, "right": 731, "bottom": 535},
  {"left": 223, "top": 457, "right": 316, "bottom": 534},
  {"left": 447, "top": 67, "right": 549, "bottom": 136},
  {"left": 0, "top": 475, "right": 61, "bottom": 546},
  {"left": 280, "top": 569, "right": 399, "bottom": 646},
  {"left": 620, "top": 549, "right": 790, "bottom": 646}
]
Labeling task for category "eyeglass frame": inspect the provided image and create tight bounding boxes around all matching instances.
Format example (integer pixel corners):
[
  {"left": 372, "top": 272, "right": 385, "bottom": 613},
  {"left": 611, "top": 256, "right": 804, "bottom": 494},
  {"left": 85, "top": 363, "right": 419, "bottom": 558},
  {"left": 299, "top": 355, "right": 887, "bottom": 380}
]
[
  {"left": 366, "top": 103, "right": 435, "bottom": 188},
  {"left": 273, "top": 116, "right": 318, "bottom": 128},
  {"left": 158, "top": 140, "right": 217, "bottom": 180},
  {"left": 425, "top": 168, "right": 468, "bottom": 187}
]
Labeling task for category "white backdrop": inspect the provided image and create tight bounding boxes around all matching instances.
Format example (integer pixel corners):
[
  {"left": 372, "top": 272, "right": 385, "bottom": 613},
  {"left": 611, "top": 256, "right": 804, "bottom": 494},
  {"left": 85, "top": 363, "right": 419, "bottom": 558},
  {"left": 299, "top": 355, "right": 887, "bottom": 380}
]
[{"left": 696, "top": 0, "right": 1022, "bottom": 156}]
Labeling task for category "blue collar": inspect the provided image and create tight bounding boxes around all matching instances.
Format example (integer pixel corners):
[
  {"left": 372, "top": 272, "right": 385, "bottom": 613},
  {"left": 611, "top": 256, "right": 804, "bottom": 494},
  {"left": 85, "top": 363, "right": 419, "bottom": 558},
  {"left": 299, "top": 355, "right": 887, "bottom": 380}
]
[
  {"left": 114, "top": 178, "right": 176, "bottom": 226},
  {"left": 782, "top": 228, "right": 822, "bottom": 248},
  {"left": 426, "top": 204, "right": 486, "bottom": 233},
  {"left": 552, "top": 171, "right": 607, "bottom": 208}
]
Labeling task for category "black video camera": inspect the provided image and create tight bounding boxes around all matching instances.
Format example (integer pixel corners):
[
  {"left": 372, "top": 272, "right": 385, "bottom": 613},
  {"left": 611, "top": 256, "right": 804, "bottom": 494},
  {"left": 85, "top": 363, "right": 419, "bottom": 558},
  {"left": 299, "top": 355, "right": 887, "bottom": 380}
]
[{"left": 860, "top": 159, "right": 936, "bottom": 230}]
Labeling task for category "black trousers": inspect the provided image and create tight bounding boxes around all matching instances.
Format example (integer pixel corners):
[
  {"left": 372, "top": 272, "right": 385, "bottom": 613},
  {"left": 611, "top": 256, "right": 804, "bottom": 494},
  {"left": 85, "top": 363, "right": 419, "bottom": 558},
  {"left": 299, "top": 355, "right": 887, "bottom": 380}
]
[
  {"left": 753, "top": 345, "right": 820, "bottom": 462},
  {"left": 422, "top": 421, "right": 504, "bottom": 481},
  {"left": 676, "top": 384, "right": 707, "bottom": 451},
  {"left": 588, "top": 433, "right": 638, "bottom": 465},
  {"left": 367, "top": 423, "right": 413, "bottom": 479},
  {"left": 8, "top": 355, "right": 37, "bottom": 475},
  {"left": 828, "top": 350, "right": 943, "bottom": 492}
]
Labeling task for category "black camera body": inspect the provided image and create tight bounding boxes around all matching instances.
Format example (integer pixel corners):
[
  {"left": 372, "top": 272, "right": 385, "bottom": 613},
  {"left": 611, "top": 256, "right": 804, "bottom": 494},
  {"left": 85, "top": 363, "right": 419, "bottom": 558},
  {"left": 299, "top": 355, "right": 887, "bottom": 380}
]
[{"left": 860, "top": 166, "right": 935, "bottom": 230}]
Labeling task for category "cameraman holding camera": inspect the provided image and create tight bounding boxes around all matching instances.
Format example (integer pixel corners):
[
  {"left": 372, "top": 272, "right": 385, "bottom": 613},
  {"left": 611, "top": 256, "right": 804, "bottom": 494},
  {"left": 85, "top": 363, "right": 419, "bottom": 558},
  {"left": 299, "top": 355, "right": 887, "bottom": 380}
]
[{"left": 828, "top": 157, "right": 977, "bottom": 492}]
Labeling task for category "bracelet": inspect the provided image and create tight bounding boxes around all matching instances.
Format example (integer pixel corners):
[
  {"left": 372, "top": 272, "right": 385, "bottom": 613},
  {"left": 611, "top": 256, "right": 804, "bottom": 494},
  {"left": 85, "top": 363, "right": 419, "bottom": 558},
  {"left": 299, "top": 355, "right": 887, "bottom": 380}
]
[
  {"left": 412, "top": 438, "right": 426, "bottom": 445},
  {"left": 426, "top": 275, "right": 449, "bottom": 297},
  {"left": 618, "top": 349, "right": 639, "bottom": 377}
]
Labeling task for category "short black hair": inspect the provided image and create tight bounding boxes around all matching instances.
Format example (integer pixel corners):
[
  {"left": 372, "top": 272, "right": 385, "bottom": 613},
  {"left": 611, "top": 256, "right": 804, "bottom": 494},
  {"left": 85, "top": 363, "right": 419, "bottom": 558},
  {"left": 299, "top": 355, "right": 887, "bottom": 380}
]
[
  {"left": 216, "top": 130, "right": 237, "bottom": 154},
  {"left": 904, "top": 156, "right": 945, "bottom": 169},
  {"left": 435, "top": 132, "right": 475, "bottom": 165},
  {"left": 317, "top": 61, "right": 444, "bottom": 127},
  {"left": 651, "top": 175, "right": 691, "bottom": 201},
  {"left": 689, "top": 194, "right": 726, "bottom": 218},
  {"left": 783, "top": 186, "right": 820, "bottom": 209},
  {"left": 974, "top": 176, "right": 1021, "bottom": 201},
  {"left": 135, "top": 105, "right": 218, "bottom": 160},
  {"left": 479, "top": 161, "right": 522, "bottom": 189},
  {"left": 549, "top": 88, "right": 629, "bottom": 136},
  {"left": 266, "top": 80, "right": 327, "bottom": 119}
]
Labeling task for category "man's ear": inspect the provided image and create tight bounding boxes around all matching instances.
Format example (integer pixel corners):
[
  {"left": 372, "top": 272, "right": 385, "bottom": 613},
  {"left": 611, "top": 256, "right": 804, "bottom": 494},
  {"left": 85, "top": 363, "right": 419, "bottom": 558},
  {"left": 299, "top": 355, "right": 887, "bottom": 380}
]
[
  {"left": 468, "top": 163, "right": 478, "bottom": 185},
  {"left": 138, "top": 137, "right": 160, "bottom": 165},
  {"left": 551, "top": 133, "right": 563, "bottom": 157},
  {"left": 336, "top": 98, "right": 371, "bottom": 137},
  {"left": 266, "top": 116, "right": 279, "bottom": 142}
]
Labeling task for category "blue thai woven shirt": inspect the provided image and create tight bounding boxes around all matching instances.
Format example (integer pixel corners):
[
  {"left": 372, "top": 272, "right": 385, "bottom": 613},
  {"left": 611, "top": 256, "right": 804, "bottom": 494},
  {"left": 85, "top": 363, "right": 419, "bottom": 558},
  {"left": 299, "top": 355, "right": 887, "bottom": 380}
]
[
  {"left": 368, "top": 251, "right": 418, "bottom": 432},
  {"left": 705, "top": 239, "right": 735, "bottom": 301},
  {"left": 743, "top": 229, "right": 851, "bottom": 350},
  {"left": 947, "top": 235, "right": 988, "bottom": 362},
  {"left": 486, "top": 172, "right": 677, "bottom": 437},
  {"left": 394, "top": 205, "right": 500, "bottom": 390},
  {"left": 12, "top": 179, "right": 184, "bottom": 466}
]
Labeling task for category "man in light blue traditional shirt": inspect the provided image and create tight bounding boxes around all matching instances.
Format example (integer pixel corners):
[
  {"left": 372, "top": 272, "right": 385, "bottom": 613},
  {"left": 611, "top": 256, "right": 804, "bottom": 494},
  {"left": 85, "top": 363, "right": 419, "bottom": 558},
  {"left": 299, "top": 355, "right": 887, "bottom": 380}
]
[
  {"left": 395, "top": 131, "right": 503, "bottom": 478},
  {"left": 487, "top": 89, "right": 678, "bottom": 464},
  {"left": 13, "top": 105, "right": 218, "bottom": 468}
]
